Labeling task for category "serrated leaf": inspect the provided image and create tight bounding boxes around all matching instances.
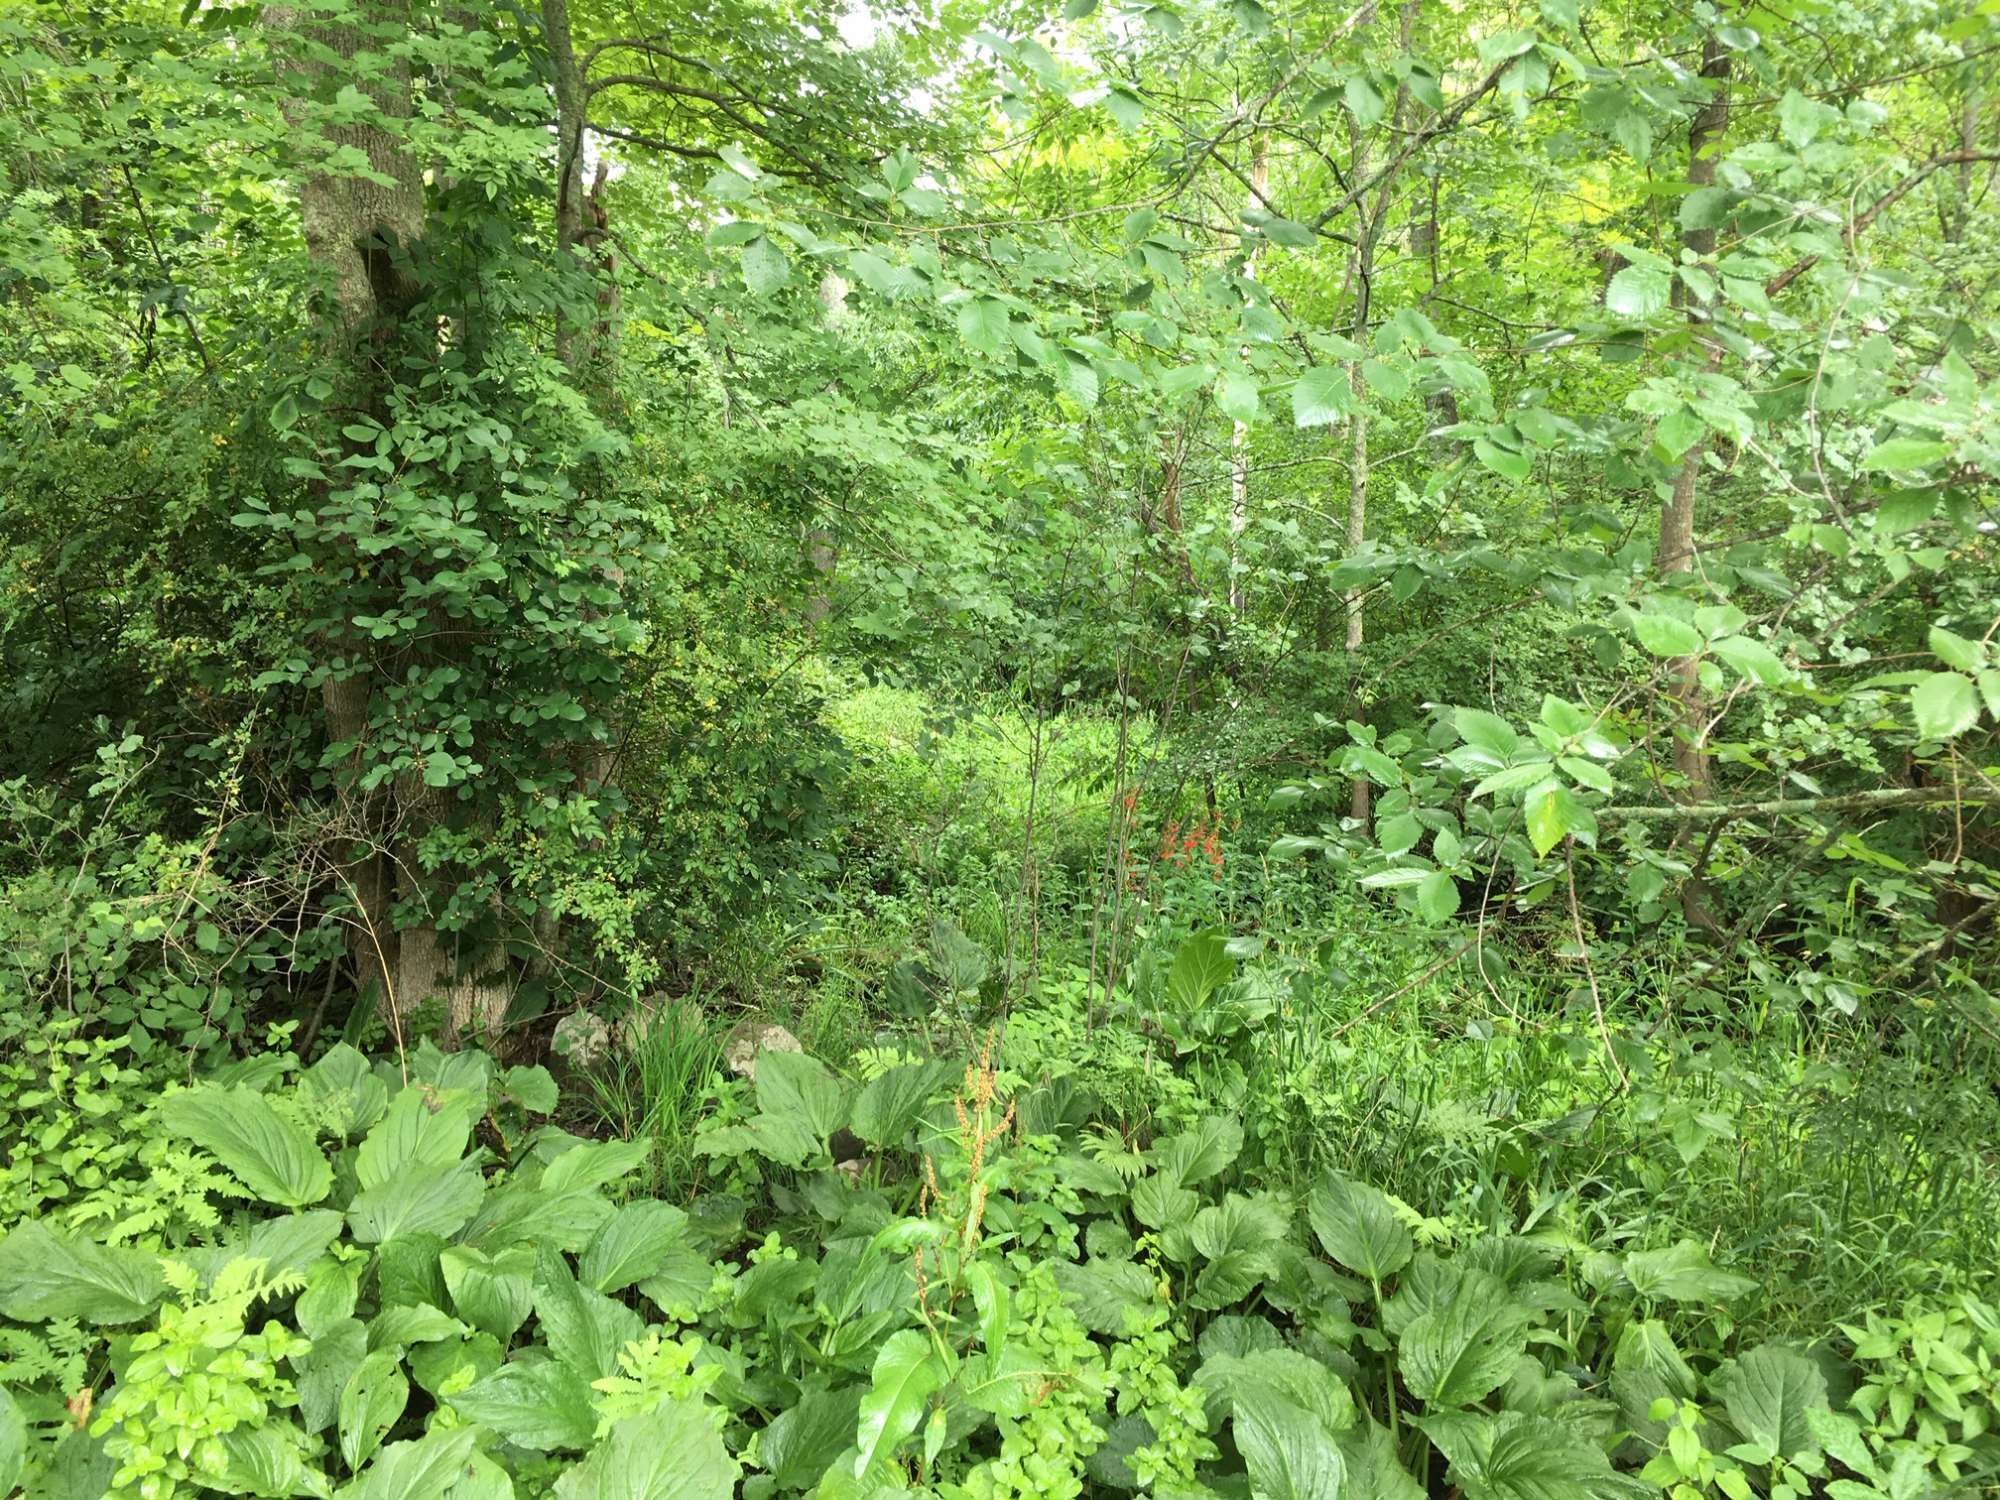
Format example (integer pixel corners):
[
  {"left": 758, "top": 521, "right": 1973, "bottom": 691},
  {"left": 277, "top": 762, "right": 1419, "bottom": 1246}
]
[
  {"left": 157, "top": 1085, "right": 331, "bottom": 1208},
  {"left": 1605, "top": 265, "right": 1670, "bottom": 319},
  {"left": 741, "top": 234, "right": 791, "bottom": 296},
  {"left": 1632, "top": 613, "right": 1703, "bottom": 657},
  {"left": 1216, "top": 368, "right": 1261, "bottom": 424},
  {"left": 1861, "top": 437, "right": 1950, "bottom": 471},
  {"left": 1292, "top": 367, "right": 1353, "bottom": 427},
  {"left": 1911, "top": 671, "right": 1980, "bottom": 739},
  {"left": 1417, "top": 870, "right": 1460, "bottom": 923}
]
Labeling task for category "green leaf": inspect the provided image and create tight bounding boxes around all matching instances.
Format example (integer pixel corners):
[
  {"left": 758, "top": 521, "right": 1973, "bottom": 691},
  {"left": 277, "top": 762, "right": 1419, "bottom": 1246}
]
[
  {"left": 356, "top": 1087, "right": 480, "bottom": 1191},
  {"left": 535, "top": 1246, "right": 644, "bottom": 1381},
  {"left": 1104, "top": 87, "right": 1145, "bottom": 130},
  {"left": 851, "top": 1060, "right": 953, "bottom": 1148},
  {"left": 1710, "top": 635, "right": 1786, "bottom": 685},
  {"left": 450, "top": 1360, "right": 600, "bottom": 1451},
  {"left": 1150, "top": 1113, "right": 1243, "bottom": 1186},
  {"left": 1165, "top": 934, "right": 1236, "bottom": 1011},
  {"left": 581, "top": 1202, "right": 691, "bottom": 1294},
  {"left": 1861, "top": 437, "right": 1950, "bottom": 471},
  {"left": 339, "top": 1349, "right": 408, "bottom": 1470},
  {"left": 1418, "top": 1409, "right": 1626, "bottom": 1500},
  {"left": 541, "top": 1138, "right": 652, "bottom": 1194},
  {"left": 348, "top": 1427, "right": 480, "bottom": 1500},
  {"left": 1524, "top": 784, "right": 1569, "bottom": 857},
  {"left": 1049, "top": 1259, "right": 1156, "bottom": 1334},
  {"left": 741, "top": 234, "right": 791, "bottom": 296},
  {"left": 1911, "top": 671, "right": 1980, "bottom": 739},
  {"left": 441, "top": 1246, "right": 536, "bottom": 1342},
  {"left": 1292, "top": 368, "right": 1353, "bottom": 427},
  {"left": 1929, "top": 626, "right": 1983, "bottom": 672},
  {"left": 1307, "top": 1175, "right": 1411, "bottom": 1282},
  {"left": 1401, "top": 1286, "right": 1533, "bottom": 1406},
  {"left": 1632, "top": 613, "right": 1703, "bottom": 657},
  {"left": 348, "top": 1159, "right": 485, "bottom": 1245},
  {"left": 1622, "top": 1240, "right": 1756, "bottom": 1304},
  {"left": 1216, "top": 368, "right": 1261, "bottom": 424},
  {"left": 1344, "top": 75, "right": 1385, "bottom": 129},
  {"left": 1236, "top": 1395, "right": 1347, "bottom": 1500},
  {"left": 763, "top": 1385, "right": 863, "bottom": 1491},
  {"left": 0, "top": 1223, "right": 163, "bottom": 1324},
  {"left": 1474, "top": 438, "right": 1531, "bottom": 481},
  {"left": 854, "top": 1330, "right": 945, "bottom": 1477},
  {"left": 1456, "top": 708, "right": 1519, "bottom": 762},
  {"left": 1417, "top": 870, "right": 1460, "bottom": 923},
  {"left": 0, "top": 1386, "right": 25, "bottom": 1498},
  {"left": 957, "top": 297, "right": 1012, "bottom": 356},
  {"left": 1721, "top": 1344, "right": 1828, "bottom": 1462},
  {"left": 294, "top": 1317, "right": 367, "bottom": 1434},
  {"left": 1605, "top": 265, "right": 1670, "bottom": 318},
  {"left": 157, "top": 1085, "right": 331, "bottom": 1208},
  {"left": 756, "top": 1049, "right": 849, "bottom": 1149}
]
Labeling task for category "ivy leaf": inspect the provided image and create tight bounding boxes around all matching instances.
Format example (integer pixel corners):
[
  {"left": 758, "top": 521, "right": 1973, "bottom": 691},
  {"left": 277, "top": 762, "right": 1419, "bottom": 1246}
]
[
  {"left": 157, "top": 1085, "right": 332, "bottom": 1208},
  {"left": 1307, "top": 1175, "right": 1411, "bottom": 1283},
  {"left": 741, "top": 234, "right": 791, "bottom": 296},
  {"left": 854, "top": 1330, "right": 946, "bottom": 1477},
  {"left": 1911, "top": 671, "right": 1980, "bottom": 740},
  {"left": 1291, "top": 368, "right": 1353, "bottom": 427},
  {"left": 1605, "top": 265, "right": 1670, "bottom": 319}
]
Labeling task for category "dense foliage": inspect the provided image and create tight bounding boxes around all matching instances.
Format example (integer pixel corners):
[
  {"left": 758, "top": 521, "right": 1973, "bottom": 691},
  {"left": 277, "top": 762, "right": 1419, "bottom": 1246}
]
[{"left": 1, "top": 0, "right": 1996, "bottom": 1494}]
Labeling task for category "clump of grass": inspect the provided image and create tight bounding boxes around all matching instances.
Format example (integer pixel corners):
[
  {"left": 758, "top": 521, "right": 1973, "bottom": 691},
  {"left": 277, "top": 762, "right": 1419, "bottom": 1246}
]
[{"left": 574, "top": 996, "right": 727, "bottom": 1199}]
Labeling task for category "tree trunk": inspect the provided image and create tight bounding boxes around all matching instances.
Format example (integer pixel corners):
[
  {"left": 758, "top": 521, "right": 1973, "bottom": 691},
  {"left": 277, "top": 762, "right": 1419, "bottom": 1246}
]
[
  {"left": 1658, "top": 35, "right": 1730, "bottom": 796},
  {"left": 270, "top": 1, "right": 427, "bottom": 1021}
]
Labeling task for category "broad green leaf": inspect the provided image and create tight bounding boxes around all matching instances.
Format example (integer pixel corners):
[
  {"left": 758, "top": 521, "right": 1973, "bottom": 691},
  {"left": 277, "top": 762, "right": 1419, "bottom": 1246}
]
[
  {"left": 1150, "top": 1114, "right": 1242, "bottom": 1186},
  {"left": 1194, "top": 1349, "right": 1353, "bottom": 1435},
  {"left": 1474, "top": 438, "right": 1531, "bottom": 481},
  {"left": 1631, "top": 614, "right": 1703, "bottom": 657},
  {"left": 294, "top": 1318, "right": 367, "bottom": 1434},
  {"left": 157, "top": 1085, "right": 331, "bottom": 1208},
  {"left": 540, "top": 1138, "right": 652, "bottom": 1194},
  {"left": 339, "top": 1349, "right": 408, "bottom": 1470},
  {"left": 1911, "top": 671, "right": 1980, "bottom": 739},
  {"left": 1929, "top": 625, "right": 1983, "bottom": 672},
  {"left": 1235, "top": 1394, "right": 1346, "bottom": 1500},
  {"left": 0, "top": 1386, "right": 25, "bottom": 1498},
  {"left": 348, "top": 1159, "right": 485, "bottom": 1245},
  {"left": 763, "top": 1385, "right": 863, "bottom": 1491},
  {"left": 1710, "top": 635, "right": 1786, "bottom": 685},
  {"left": 1292, "top": 368, "right": 1353, "bottom": 427},
  {"left": 1456, "top": 708, "right": 1519, "bottom": 761},
  {"left": 1165, "top": 934, "right": 1235, "bottom": 1011},
  {"left": 1861, "top": 437, "right": 1950, "bottom": 471},
  {"left": 0, "top": 1223, "right": 163, "bottom": 1324},
  {"left": 356, "top": 1087, "right": 480, "bottom": 1191},
  {"left": 851, "top": 1060, "right": 953, "bottom": 1148},
  {"left": 441, "top": 1246, "right": 537, "bottom": 1342},
  {"left": 1049, "top": 1258, "right": 1156, "bottom": 1334},
  {"left": 1337, "top": 1420, "right": 1424, "bottom": 1500},
  {"left": 534, "top": 1246, "right": 644, "bottom": 1381},
  {"left": 450, "top": 1360, "right": 600, "bottom": 1451},
  {"left": 1307, "top": 1175, "right": 1411, "bottom": 1282},
  {"left": 1621, "top": 1240, "right": 1756, "bottom": 1304},
  {"left": 854, "top": 1330, "right": 945, "bottom": 1477},
  {"left": 349, "top": 1427, "right": 480, "bottom": 1500},
  {"left": 742, "top": 234, "right": 791, "bottom": 296},
  {"left": 581, "top": 1202, "right": 690, "bottom": 1294},
  {"left": 1401, "top": 1286, "right": 1533, "bottom": 1406},
  {"left": 956, "top": 297, "right": 1012, "bottom": 356},
  {"left": 1216, "top": 368, "right": 1261, "bottom": 424},
  {"left": 1525, "top": 784, "right": 1569, "bottom": 857},
  {"left": 1418, "top": 1409, "right": 1627, "bottom": 1500},
  {"left": 1417, "top": 870, "right": 1460, "bottom": 923},
  {"left": 1605, "top": 265, "right": 1670, "bottom": 318},
  {"left": 1721, "top": 1344, "right": 1828, "bottom": 1461}
]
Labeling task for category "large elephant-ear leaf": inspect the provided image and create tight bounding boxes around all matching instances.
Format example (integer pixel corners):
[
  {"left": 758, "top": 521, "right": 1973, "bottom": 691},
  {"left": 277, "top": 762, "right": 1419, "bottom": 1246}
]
[{"left": 157, "top": 1083, "right": 332, "bottom": 1208}]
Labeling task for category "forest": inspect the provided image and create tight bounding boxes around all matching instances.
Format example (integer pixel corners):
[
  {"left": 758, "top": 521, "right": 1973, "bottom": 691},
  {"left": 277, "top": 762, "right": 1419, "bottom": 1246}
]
[{"left": 1, "top": 0, "right": 1997, "bottom": 1495}]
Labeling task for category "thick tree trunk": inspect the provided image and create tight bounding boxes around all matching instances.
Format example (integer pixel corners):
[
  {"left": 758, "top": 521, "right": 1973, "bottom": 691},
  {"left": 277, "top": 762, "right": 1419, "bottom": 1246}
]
[{"left": 1658, "top": 36, "right": 1730, "bottom": 796}]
